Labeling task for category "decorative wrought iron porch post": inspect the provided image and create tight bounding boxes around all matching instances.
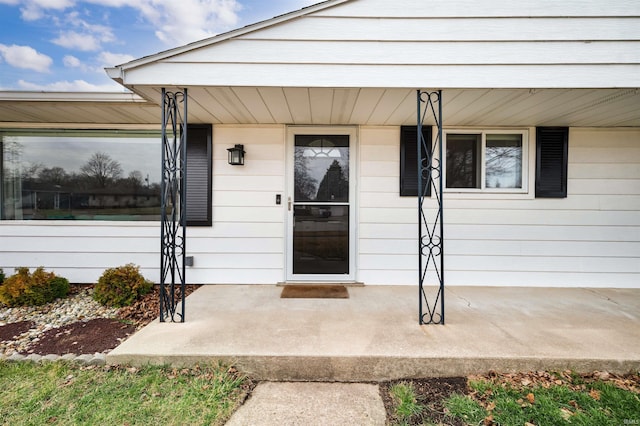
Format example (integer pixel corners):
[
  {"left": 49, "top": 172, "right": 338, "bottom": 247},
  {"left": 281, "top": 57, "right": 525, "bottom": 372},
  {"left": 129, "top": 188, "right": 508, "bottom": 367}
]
[
  {"left": 160, "top": 88, "right": 187, "bottom": 322},
  {"left": 417, "top": 90, "right": 445, "bottom": 324}
]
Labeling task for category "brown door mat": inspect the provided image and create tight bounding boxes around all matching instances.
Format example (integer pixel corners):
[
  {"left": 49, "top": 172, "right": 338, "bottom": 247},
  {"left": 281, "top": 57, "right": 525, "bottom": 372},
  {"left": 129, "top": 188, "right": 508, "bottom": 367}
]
[{"left": 280, "top": 285, "right": 349, "bottom": 299}]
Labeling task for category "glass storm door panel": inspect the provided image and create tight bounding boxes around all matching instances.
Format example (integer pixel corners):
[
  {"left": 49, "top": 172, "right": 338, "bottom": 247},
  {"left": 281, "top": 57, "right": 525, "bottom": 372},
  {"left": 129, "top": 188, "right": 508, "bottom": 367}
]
[{"left": 292, "top": 134, "right": 350, "bottom": 276}]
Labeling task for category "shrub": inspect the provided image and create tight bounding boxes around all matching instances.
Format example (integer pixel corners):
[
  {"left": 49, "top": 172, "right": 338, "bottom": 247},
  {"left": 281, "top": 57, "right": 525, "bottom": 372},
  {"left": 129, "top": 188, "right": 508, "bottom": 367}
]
[
  {"left": 0, "top": 267, "right": 70, "bottom": 307},
  {"left": 93, "top": 263, "right": 154, "bottom": 307},
  {"left": 0, "top": 268, "right": 4, "bottom": 284}
]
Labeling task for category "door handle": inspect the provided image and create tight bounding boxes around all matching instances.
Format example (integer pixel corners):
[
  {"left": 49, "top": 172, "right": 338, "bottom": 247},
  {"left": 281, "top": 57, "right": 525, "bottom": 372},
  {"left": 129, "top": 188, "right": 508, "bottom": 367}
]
[{"left": 288, "top": 197, "right": 292, "bottom": 211}]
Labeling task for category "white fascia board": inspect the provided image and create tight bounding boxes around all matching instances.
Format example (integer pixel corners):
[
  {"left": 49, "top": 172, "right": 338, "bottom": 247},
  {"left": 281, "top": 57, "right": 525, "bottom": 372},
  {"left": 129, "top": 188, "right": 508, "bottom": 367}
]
[
  {"left": 0, "top": 91, "right": 147, "bottom": 103},
  {"left": 111, "top": 0, "right": 351, "bottom": 74}
]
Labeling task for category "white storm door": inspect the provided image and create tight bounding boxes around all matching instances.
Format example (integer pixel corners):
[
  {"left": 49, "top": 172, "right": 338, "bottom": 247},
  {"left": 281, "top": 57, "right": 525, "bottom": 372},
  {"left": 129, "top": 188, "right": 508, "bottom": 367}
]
[{"left": 286, "top": 127, "right": 356, "bottom": 281}]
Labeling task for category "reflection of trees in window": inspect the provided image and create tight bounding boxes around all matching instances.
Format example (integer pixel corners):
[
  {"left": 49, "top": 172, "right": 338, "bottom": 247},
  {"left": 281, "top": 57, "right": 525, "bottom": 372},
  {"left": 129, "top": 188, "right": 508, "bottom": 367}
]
[
  {"left": 1, "top": 135, "right": 162, "bottom": 221},
  {"left": 485, "top": 145, "right": 522, "bottom": 188},
  {"left": 446, "top": 136, "right": 479, "bottom": 188},
  {"left": 316, "top": 160, "right": 348, "bottom": 202},
  {"left": 38, "top": 167, "right": 68, "bottom": 186},
  {"left": 1, "top": 139, "right": 24, "bottom": 220},
  {"left": 81, "top": 152, "right": 123, "bottom": 188},
  {"left": 294, "top": 148, "right": 317, "bottom": 201}
]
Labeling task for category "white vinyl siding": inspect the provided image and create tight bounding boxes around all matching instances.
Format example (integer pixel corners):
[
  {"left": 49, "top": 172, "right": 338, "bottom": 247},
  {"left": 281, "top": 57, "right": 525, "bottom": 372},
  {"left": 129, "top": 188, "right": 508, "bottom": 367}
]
[
  {"left": 1, "top": 126, "right": 638, "bottom": 287},
  {"left": 357, "top": 127, "right": 640, "bottom": 288},
  {"left": 0, "top": 125, "right": 286, "bottom": 284},
  {"left": 121, "top": 0, "right": 640, "bottom": 89}
]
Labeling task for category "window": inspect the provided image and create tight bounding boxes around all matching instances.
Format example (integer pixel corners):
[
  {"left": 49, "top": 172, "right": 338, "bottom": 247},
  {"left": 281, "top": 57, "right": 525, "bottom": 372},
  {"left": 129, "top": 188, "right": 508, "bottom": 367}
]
[
  {"left": 444, "top": 130, "right": 527, "bottom": 192},
  {"left": 1, "top": 127, "right": 213, "bottom": 223}
]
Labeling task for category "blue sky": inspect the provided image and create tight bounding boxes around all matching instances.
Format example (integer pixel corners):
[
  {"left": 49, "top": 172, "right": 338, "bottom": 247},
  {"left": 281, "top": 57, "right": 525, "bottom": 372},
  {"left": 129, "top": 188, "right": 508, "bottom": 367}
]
[{"left": 0, "top": 0, "right": 319, "bottom": 91}]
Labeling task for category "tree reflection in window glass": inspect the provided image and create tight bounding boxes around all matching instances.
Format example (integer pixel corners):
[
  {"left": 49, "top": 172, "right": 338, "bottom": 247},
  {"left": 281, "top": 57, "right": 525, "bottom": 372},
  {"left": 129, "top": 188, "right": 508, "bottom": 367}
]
[
  {"left": 485, "top": 134, "right": 523, "bottom": 189},
  {"left": 446, "top": 134, "right": 480, "bottom": 188},
  {"left": 293, "top": 135, "right": 350, "bottom": 275},
  {"left": 294, "top": 135, "right": 349, "bottom": 202},
  {"left": 1, "top": 130, "right": 161, "bottom": 221}
]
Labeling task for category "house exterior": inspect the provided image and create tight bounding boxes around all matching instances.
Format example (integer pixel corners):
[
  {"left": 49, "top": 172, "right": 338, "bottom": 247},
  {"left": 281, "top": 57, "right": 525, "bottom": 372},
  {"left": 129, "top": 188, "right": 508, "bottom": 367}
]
[{"left": 1, "top": 0, "right": 639, "bottom": 288}]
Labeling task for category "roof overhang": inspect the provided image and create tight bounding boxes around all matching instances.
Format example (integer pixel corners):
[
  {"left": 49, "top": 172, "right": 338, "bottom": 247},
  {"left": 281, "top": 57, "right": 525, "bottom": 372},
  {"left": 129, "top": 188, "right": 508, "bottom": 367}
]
[
  {"left": 2, "top": 87, "right": 637, "bottom": 128},
  {"left": 0, "top": 91, "right": 160, "bottom": 126}
]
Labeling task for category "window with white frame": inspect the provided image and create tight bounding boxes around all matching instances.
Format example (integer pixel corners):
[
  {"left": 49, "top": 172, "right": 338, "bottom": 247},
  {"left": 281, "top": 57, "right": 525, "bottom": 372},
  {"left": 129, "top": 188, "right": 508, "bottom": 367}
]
[{"left": 445, "top": 130, "right": 528, "bottom": 192}]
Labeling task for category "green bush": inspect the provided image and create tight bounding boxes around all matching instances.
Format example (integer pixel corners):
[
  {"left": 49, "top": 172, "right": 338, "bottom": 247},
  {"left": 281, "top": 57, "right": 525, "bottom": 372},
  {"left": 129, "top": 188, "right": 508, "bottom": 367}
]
[
  {"left": 0, "top": 268, "right": 5, "bottom": 284},
  {"left": 0, "top": 267, "right": 70, "bottom": 307},
  {"left": 93, "top": 263, "right": 154, "bottom": 307}
]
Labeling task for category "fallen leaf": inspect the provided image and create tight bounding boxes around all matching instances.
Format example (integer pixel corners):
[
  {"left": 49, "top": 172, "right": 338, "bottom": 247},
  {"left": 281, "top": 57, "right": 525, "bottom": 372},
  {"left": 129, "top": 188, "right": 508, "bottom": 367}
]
[
  {"left": 526, "top": 392, "right": 535, "bottom": 404},
  {"left": 486, "top": 402, "right": 496, "bottom": 411},
  {"left": 525, "top": 422, "right": 536, "bottom": 426},
  {"left": 560, "top": 408, "right": 573, "bottom": 420},
  {"left": 589, "top": 389, "right": 601, "bottom": 400},
  {"left": 484, "top": 414, "right": 494, "bottom": 425}
]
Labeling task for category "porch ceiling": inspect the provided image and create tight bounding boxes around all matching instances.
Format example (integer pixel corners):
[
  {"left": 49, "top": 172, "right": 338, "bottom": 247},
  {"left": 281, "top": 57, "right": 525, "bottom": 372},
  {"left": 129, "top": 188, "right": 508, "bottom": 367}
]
[
  {"left": 1, "top": 87, "right": 638, "bottom": 127},
  {"left": 134, "top": 86, "right": 640, "bottom": 128},
  {"left": 0, "top": 92, "right": 160, "bottom": 126}
]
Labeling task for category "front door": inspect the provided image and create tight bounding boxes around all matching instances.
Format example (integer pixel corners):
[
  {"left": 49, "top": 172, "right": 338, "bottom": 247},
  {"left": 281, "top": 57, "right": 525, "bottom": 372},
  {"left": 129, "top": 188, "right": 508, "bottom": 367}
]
[{"left": 286, "top": 127, "right": 356, "bottom": 281}]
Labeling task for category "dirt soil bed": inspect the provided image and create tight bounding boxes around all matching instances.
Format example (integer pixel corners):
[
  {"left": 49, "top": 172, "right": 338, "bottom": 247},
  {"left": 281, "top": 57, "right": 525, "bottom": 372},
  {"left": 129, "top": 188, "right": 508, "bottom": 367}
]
[
  {"left": 380, "top": 377, "right": 468, "bottom": 426},
  {"left": 0, "top": 284, "right": 200, "bottom": 356}
]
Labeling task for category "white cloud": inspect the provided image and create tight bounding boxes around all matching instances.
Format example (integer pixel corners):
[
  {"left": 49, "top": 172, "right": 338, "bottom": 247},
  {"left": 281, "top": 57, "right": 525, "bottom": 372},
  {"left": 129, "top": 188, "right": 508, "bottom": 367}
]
[
  {"left": 18, "top": 0, "right": 74, "bottom": 21},
  {"left": 52, "top": 12, "right": 115, "bottom": 51},
  {"left": 66, "top": 11, "right": 114, "bottom": 41},
  {"left": 97, "top": 51, "right": 134, "bottom": 66},
  {"left": 53, "top": 31, "right": 101, "bottom": 50},
  {"left": 63, "top": 54, "right": 82, "bottom": 67},
  {"left": 87, "top": 0, "right": 243, "bottom": 46},
  {"left": 5, "top": 0, "right": 244, "bottom": 47},
  {"left": 17, "top": 78, "right": 124, "bottom": 92},
  {"left": 0, "top": 44, "right": 52, "bottom": 72}
]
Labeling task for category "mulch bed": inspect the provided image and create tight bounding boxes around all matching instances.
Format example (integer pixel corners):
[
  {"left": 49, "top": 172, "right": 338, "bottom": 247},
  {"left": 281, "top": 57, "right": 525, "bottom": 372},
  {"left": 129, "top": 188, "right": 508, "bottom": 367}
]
[
  {"left": 380, "top": 377, "right": 468, "bottom": 426},
  {"left": 1, "top": 284, "right": 201, "bottom": 356},
  {"left": 0, "top": 321, "right": 35, "bottom": 342},
  {"left": 25, "top": 318, "right": 136, "bottom": 355}
]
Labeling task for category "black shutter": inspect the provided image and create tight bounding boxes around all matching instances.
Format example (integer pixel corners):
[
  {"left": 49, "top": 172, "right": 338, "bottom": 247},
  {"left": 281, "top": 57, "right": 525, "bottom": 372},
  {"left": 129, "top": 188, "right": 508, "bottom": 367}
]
[
  {"left": 536, "top": 127, "right": 568, "bottom": 198},
  {"left": 400, "top": 126, "right": 431, "bottom": 196},
  {"left": 186, "top": 124, "right": 212, "bottom": 226}
]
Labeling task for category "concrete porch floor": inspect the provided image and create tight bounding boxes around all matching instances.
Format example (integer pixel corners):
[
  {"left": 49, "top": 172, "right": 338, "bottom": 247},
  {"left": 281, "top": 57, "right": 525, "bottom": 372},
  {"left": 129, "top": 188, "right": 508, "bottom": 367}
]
[{"left": 107, "top": 285, "right": 640, "bottom": 381}]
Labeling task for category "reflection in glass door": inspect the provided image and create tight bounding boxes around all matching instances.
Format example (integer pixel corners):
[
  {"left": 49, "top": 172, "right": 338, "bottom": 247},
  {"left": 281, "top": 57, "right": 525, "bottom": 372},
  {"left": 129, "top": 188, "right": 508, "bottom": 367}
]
[{"left": 292, "top": 134, "right": 350, "bottom": 276}]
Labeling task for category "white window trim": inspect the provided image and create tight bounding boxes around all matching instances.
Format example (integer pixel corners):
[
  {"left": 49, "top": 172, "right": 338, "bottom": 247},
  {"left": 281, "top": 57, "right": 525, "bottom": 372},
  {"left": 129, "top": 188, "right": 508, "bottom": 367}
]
[{"left": 439, "top": 127, "right": 535, "bottom": 200}]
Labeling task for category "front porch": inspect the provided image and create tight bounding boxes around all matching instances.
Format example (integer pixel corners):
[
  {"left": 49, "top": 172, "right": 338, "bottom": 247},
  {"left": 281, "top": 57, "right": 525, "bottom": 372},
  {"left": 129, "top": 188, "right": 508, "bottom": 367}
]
[{"left": 107, "top": 285, "right": 640, "bottom": 381}]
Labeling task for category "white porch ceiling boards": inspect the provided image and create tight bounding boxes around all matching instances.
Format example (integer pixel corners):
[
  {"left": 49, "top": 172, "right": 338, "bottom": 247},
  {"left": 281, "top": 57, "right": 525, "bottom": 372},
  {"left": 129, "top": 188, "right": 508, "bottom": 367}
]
[
  {"left": 0, "top": 92, "right": 160, "bottom": 126},
  {"left": 1, "top": 87, "right": 637, "bottom": 127},
  {"left": 131, "top": 86, "right": 640, "bottom": 127}
]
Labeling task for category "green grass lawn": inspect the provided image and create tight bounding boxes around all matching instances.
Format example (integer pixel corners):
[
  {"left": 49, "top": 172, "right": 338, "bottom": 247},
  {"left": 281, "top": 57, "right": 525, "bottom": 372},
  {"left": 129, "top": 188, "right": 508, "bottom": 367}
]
[
  {"left": 0, "top": 361, "right": 251, "bottom": 426},
  {"left": 387, "top": 372, "right": 640, "bottom": 426}
]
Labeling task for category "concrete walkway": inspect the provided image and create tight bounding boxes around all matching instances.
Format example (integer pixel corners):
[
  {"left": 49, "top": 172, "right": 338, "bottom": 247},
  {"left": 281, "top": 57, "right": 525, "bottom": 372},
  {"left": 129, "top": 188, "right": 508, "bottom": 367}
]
[
  {"left": 225, "top": 382, "right": 387, "bottom": 426},
  {"left": 107, "top": 285, "right": 640, "bottom": 381}
]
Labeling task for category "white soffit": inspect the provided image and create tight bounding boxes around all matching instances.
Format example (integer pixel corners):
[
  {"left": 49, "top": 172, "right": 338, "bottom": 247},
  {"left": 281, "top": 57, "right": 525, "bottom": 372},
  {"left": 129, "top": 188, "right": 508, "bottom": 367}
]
[
  {"left": 1, "top": 88, "right": 638, "bottom": 127},
  {"left": 0, "top": 91, "right": 160, "bottom": 125},
  {"left": 132, "top": 86, "right": 640, "bottom": 127}
]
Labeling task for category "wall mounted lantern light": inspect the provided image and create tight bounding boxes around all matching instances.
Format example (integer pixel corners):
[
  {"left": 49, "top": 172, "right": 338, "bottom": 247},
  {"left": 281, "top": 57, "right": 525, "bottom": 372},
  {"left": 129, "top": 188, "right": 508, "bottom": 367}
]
[{"left": 227, "top": 144, "right": 245, "bottom": 166}]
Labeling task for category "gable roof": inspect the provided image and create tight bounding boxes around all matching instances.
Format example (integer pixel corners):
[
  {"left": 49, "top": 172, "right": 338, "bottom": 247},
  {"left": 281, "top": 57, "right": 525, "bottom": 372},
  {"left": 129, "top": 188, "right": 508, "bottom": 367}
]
[
  {"left": 107, "top": 0, "right": 640, "bottom": 91},
  {"left": 106, "top": 0, "right": 349, "bottom": 82}
]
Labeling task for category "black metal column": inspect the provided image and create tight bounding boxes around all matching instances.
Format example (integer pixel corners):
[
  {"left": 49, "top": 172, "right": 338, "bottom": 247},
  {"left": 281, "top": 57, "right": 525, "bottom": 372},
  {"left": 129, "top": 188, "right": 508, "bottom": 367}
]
[
  {"left": 418, "top": 90, "right": 444, "bottom": 325},
  {"left": 160, "top": 88, "right": 187, "bottom": 322}
]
